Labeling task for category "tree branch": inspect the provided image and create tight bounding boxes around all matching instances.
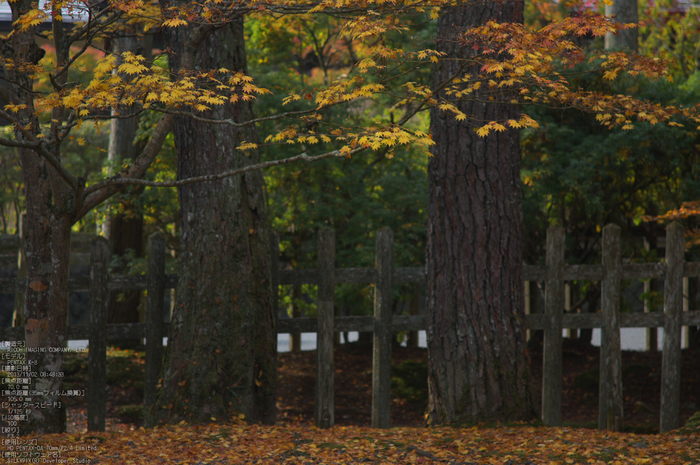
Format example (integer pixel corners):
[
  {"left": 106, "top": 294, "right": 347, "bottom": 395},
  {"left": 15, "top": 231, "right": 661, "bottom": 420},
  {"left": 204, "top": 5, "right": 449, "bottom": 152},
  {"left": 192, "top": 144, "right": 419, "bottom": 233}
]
[
  {"left": 78, "top": 112, "right": 175, "bottom": 219},
  {"left": 0, "top": 109, "right": 79, "bottom": 190},
  {"left": 83, "top": 147, "right": 360, "bottom": 191},
  {"left": 158, "top": 106, "right": 322, "bottom": 127}
]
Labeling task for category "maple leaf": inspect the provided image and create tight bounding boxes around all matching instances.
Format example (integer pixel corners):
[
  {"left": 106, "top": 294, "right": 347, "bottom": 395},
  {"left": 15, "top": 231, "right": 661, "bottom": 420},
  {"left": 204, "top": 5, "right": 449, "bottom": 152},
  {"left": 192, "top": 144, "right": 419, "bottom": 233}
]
[
  {"left": 163, "top": 18, "right": 188, "bottom": 27},
  {"left": 476, "top": 126, "right": 490, "bottom": 137}
]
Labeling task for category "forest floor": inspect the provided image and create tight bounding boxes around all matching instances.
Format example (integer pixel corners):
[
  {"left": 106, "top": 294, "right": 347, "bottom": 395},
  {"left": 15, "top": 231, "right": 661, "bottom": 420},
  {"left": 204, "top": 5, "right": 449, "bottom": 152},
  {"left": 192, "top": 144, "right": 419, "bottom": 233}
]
[
  {"left": 60, "top": 337, "right": 700, "bottom": 435},
  {"left": 10, "top": 341, "right": 699, "bottom": 464}
]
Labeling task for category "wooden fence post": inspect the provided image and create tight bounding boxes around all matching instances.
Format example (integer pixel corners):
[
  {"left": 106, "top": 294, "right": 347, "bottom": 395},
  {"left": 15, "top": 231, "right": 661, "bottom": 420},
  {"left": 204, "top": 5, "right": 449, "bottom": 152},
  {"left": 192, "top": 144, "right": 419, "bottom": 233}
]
[
  {"left": 599, "top": 224, "right": 623, "bottom": 431},
  {"left": 145, "top": 233, "right": 165, "bottom": 409},
  {"left": 12, "top": 212, "right": 26, "bottom": 327},
  {"left": 542, "top": 225, "right": 564, "bottom": 426},
  {"left": 372, "top": 227, "right": 393, "bottom": 429},
  {"left": 316, "top": 228, "right": 335, "bottom": 428},
  {"left": 270, "top": 231, "right": 280, "bottom": 337},
  {"left": 290, "top": 284, "right": 302, "bottom": 352},
  {"left": 661, "top": 221, "right": 684, "bottom": 432},
  {"left": 88, "top": 237, "right": 109, "bottom": 432}
]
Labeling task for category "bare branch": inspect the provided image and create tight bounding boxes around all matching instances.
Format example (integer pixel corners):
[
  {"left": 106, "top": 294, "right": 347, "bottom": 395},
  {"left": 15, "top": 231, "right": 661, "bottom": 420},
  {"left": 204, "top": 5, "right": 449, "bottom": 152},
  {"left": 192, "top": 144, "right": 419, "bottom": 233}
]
[
  {"left": 398, "top": 62, "right": 467, "bottom": 127},
  {"left": 84, "top": 147, "right": 360, "bottom": 191},
  {"left": 0, "top": 136, "right": 41, "bottom": 150},
  {"left": 159, "top": 106, "right": 322, "bottom": 127},
  {"left": 0, "top": 108, "right": 79, "bottom": 190},
  {"left": 67, "top": 7, "right": 122, "bottom": 45}
]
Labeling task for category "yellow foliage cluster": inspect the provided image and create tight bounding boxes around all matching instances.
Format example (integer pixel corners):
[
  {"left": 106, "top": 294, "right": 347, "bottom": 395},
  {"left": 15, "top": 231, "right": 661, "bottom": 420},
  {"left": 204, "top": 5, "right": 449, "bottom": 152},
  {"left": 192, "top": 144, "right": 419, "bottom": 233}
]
[
  {"left": 3, "top": 0, "right": 700, "bottom": 164},
  {"left": 35, "top": 51, "right": 270, "bottom": 119}
]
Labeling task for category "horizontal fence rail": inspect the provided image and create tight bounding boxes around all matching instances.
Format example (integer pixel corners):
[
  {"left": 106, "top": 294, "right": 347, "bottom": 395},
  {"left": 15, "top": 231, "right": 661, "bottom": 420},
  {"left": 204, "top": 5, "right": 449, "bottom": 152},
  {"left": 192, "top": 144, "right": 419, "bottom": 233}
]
[{"left": 0, "top": 222, "right": 697, "bottom": 433}]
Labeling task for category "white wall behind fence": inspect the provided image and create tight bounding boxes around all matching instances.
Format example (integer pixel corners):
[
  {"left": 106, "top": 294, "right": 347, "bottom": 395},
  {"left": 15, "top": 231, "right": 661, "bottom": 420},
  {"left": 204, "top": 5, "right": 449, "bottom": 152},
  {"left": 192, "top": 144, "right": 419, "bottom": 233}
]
[{"left": 64, "top": 327, "right": 690, "bottom": 353}]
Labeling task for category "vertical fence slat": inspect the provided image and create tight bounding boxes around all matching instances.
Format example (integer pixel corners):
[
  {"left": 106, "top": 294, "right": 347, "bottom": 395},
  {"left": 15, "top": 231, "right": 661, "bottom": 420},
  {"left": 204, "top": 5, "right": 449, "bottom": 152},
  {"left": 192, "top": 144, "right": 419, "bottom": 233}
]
[
  {"left": 599, "top": 224, "right": 623, "bottom": 431},
  {"left": 12, "top": 212, "right": 27, "bottom": 327},
  {"left": 542, "top": 225, "right": 564, "bottom": 426},
  {"left": 290, "top": 284, "right": 302, "bottom": 352},
  {"left": 270, "top": 231, "right": 280, "bottom": 339},
  {"left": 372, "top": 227, "right": 393, "bottom": 429},
  {"left": 88, "top": 237, "right": 109, "bottom": 432},
  {"left": 316, "top": 228, "right": 335, "bottom": 428},
  {"left": 643, "top": 237, "right": 659, "bottom": 351},
  {"left": 661, "top": 221, "right": 684, "bottom": 432},
  {"left": 145, "top": 233, "right": 166, "bottom": 409}
]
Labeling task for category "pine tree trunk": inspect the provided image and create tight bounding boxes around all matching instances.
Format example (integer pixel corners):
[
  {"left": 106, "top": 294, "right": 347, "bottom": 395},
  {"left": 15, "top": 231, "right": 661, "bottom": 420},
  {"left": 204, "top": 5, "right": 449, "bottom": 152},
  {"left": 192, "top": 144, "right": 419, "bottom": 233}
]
[
  {"left": 146, "top": 15, "right": 276, "bottom": 425},
  {"left": 426, "top": 1, "right": 536, "bottom": 425}
]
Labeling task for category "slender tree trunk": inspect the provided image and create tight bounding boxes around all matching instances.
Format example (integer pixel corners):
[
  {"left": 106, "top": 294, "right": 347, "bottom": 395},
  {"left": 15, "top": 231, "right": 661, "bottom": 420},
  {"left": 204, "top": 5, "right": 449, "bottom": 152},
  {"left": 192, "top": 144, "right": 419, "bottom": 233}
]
[
  {"left": 19, "top": 156, "right": 71, "bottom": 435},
  {"left": 605, "top": 0, "right": 638, "bottom": 52},
  {"left": 146, "top": 15, "right": 276, "bottom": 425},
  {"left": 4, "top": 0, "right": 71, "bottom": 434},
  {"left": 426, "top": 0, "right": 536, "bottom": 425},
  {"left": 2, "top": 0, "right": 171, "bottom": 435},
  {"left": 103, "top": 35, "right": 145, "bottom": 349}
]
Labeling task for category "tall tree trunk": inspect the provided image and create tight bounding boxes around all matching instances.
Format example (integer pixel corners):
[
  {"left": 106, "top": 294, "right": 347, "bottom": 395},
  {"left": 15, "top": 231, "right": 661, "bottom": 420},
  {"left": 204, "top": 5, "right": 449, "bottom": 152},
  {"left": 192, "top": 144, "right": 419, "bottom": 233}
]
[
  {"left": 146, "top": 16, "right": 276, "bottom": 425},
  {"left": 19, "top": 157, "right": 71, "bottom": 435},
  {"left": 426, "top": 1, "right": 536, "bottom": 425},
  {"left": 6, "top": 0, "right": 68, "bottom": 434}
]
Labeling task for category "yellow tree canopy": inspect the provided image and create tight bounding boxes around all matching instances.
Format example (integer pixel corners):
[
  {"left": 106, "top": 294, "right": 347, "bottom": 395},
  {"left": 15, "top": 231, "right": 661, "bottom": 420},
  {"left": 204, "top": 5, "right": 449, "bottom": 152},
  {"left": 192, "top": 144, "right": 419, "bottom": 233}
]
[{"left": 2, "top": 0, "right": 699, "bottom": 197}]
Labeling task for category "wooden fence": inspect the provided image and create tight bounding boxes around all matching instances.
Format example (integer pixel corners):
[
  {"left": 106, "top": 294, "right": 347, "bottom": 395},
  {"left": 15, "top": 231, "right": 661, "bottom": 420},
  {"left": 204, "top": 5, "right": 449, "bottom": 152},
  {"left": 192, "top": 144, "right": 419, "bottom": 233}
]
[{"left": 1, "top": 223, "right": 699, "bottom": 433}]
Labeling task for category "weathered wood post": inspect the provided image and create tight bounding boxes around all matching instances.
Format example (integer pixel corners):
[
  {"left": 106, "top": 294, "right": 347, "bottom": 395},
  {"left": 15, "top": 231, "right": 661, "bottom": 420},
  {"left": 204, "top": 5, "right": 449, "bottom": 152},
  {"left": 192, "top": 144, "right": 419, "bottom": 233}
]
[
  {"left": 145, "top": 233, "right": 166, "bottom": 408},
  {"left": 269, "top": 231, "right": 280, "bottom": 338},
  {"left": 316, "top": 228, "right": 335, "bottom": 428},
  {"left": 290, "top": 284, "right": 302, "bottom": 352},
  {"left": 661, "top": 221, "right": 684, "bottom": 432},
  {"left": 372, "top": 227, "right": 393, "bottom": 428},
  {"left": 599, "top": 223, "right": 623, "bottom": 431},
  {"left": 542, "top": 225, "right": 564, "bottom": 426},
  {"left": 12, "top": 212, "right": 27, "bottom": 327},
  {"left": 643, "top": 237, "right": 660, "bottom": 351},
  {"left": 88, "top": 237, "right": 109, "bottom": 432}
]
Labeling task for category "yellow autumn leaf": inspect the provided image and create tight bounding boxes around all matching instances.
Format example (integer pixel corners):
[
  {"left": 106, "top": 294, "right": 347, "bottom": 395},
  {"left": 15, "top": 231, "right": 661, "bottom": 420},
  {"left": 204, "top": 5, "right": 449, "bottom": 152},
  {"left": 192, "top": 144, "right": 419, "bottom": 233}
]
[
  {"left": 117, "top": 62, "right": 148, "bottom": 75},
  {"left": 603, "top": 68, "right": 619, "bottom": 81},
  {"left": 163, "top": 18, "right": 188, "bottom": 27},
  {"left": 476, "top": 126, "right": 490, "bottom": 137},
  {"left": 237, "top": 141, "right": 258, "bottom": 151},
  {"left": 507, "top": 119, "right": 522, "bottom": 128}
]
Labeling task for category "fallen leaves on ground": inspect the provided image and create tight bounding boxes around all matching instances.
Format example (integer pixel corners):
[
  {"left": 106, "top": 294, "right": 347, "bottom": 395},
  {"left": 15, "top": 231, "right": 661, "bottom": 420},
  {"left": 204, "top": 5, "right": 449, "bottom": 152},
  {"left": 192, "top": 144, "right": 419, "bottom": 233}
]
[{"left": 10, "top": 423, "right": 699, "bottom": 464}]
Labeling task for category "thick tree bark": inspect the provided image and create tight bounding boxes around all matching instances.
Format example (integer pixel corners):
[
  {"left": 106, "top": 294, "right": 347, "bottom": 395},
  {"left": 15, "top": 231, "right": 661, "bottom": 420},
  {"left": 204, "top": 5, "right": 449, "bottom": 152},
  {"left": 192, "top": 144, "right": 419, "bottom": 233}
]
[
  {"left": 146, "top": 15, "right": 276, "bottom": 425},
  {"left": 426, "top": 1, "right": 536, "bottom": 425}
]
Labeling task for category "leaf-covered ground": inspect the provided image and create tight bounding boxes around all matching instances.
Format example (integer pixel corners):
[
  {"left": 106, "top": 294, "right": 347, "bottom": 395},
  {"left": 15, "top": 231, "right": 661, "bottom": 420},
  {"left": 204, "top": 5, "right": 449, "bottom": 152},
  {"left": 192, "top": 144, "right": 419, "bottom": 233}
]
[
  {"left": 58, "top": 339, "right": 700, "bottom": 434},
  {"left": 15, "top": 422, "right": 700, "bottom": 464},
  {"left": 6, "top": 340, "right": 700, "bottom": 464}
]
